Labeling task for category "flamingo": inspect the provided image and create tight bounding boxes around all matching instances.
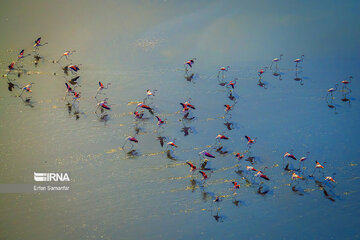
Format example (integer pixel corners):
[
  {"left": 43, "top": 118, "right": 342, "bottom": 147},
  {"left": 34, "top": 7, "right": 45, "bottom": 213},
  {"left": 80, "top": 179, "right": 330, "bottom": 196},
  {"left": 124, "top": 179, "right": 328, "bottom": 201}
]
[
  {"left": 186, "top": 161, "right": 197, "bottom": 172},
  {"left": 180, "top": 100, "right": 195, "bottom": 112},
  {"left": 341, "top": 76, "right": 352, "bottom": 91},
  {"left": 199, "top": 171, "right": 208, "bottom": 180},
  {"left": 341, "top": 76, "right": 352, "bottom": 85},
  {"left": 245, "top": 136, "right": 256, "bottom": 145},
  {"left": 232, "top": 181, "right": 240, "bottom": 189},
  {"left": 146, "top": 89, "right": 156, "bottom": 97},
  {"left": 219, "top": 66, "right": 230, "bottom": 72},
  {"left": 73, "top": 91, "right": 80, "bottom": 100},
  {"left": 217, "top": 66, "right": 230, "bottom": 80},
  {"left": 65, "top": 83, "right": 75, "bottom": 94},
  {"left": 57, "top": 50, "right": 76, "bottom": 62},
  {"left": 227, "top": 79, "right": 236, "bottom": 89},
  {"left": 134, "top": 111, "right": 144, "bottom": 119},
  {"left": 8, "top": 62, "right": 15, "bottom": 71},
  {"left": 246, "top": 166, "right": 258, "bottom": 172},
  {"left": 284, "top": 152, "right": 297, "bottom": 160},
  {"left": 294, "top": 55, "right": 304, "bottom": 68},
  {"left": 68, "top": 65, "right": 80, "bottom": 73},
  {"left": 235, "top": 153, "right": 244, "bottom": 160},
  {"left": 216, "top": 134, "right": 229, "bottom": 140},
  {"left": 122, "top": 136, "right": 138, "bottom": 150},
  {"left": 67, "top": 76, "right": 81, "bottom": 87},
  {"left": 97, "top": 99, "right": 111, "bottom": 111},
  {"left": 167, "top": 141, "right": 178, "bottom": 148},
  {"left": 324, "top": 176, "right": 335, "bottom": 183},
  {"left": 255, "top": 171, "right": 270, "bottom": 181},
  {"left": 224, "top": 104, "right": 233, "bottom": 112},
  {"left": 298, "top": 152, "right": 310, "bottom": 170},
  {"left": 143, "top": 89, "right": 157, "bottom": 103},
  {"left": 199, "top": 151, "right": 215, "bottom": 159},
  {"left": 137, "top": 103, "right": 153, "bottom": 114},
  {"left": 184, "top": 58, "right": 196, "bottom": 71},
  {"left": 270, "top": 54, "right": 283, "bottom": 70},
  {"left": 283, "top": 152, "right": 297, "bottom": 170},
  {"left": 327, "top": 84, "right": 338, "bottom": 99},
  {"left": 17, "top": 49, "right": 25, "bottom": 59},
  {"left": 324, "top": 176, "right": 336, "bottom": 188},
  {"left": 311, "top": 161, "right": 325, "bottom": 176},
  {"left": 180, "top": 99, "right": 195, "bottom": 111},
  {"left": 33, "top": 37, "right": 48, "bottom": 48},
  {"left": 19, "top": 83, "right": 34, "bottom": 97},
  {"left": 95, "top": 81, "right": 111, "bottom": 97},
  {"left": 155, "top": 116, "right": 166, "bottom": 126},
  {"left": 258, "top": 67, "right": 268, "bottom": 78},
  {"left": 292, "top": 172, "right": 304, "bottom": 181}
]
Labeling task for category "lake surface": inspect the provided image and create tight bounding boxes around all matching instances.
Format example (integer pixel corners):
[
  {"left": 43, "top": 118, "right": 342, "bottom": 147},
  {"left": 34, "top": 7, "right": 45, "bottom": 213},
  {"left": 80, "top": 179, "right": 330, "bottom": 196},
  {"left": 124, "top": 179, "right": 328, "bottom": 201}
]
[{"left": 0, "top": 1, "right": 360, "bottom": 239}]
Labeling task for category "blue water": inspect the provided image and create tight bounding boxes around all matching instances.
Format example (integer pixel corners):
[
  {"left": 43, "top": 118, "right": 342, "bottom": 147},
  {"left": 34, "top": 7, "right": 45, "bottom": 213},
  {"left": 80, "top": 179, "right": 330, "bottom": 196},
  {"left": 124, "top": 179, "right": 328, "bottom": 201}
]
[{"left": 0, "top": 1, "right": 360, "bottom": 239}]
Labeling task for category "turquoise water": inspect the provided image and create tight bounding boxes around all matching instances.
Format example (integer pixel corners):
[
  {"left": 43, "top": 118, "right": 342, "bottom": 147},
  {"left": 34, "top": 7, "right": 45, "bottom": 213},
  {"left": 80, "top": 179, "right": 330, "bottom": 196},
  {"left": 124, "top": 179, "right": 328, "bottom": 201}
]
[{"left": 0, "top": 1, "right": 360, "bottom": 239}]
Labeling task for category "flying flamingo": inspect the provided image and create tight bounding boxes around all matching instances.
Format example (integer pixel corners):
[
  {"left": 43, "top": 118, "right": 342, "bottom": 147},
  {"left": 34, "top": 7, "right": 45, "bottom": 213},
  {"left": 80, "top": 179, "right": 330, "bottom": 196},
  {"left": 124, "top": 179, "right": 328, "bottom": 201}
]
[
  {"left": 199, "top": 171, "right": 208, "bottom": 180},
  {"left": 180, "top": 99, "right": 195, "bottom": 112},
  {"left": 65, "top": 83, "right": 75, "bottom": 95},
  {"left": 246, "top": 166, "right": 258, "bottom": 172},
  {"left": 199, "top": 151, "right": 215, "bottom": 159},
  {"left": 294, "top": 55, "right": 304, "bottom": 68},
  {"left": 186, "top": 161, "right": 197, "bottom": 172},
  {"left": 291, "top": 172, "right": 304, "bottom": 181},
  {"left": 270, "top": 54, "right": 283, "bottom": 70},
  {"left": 8, "top": 62, "right": 15, "bottom": 71},
  {"left": 33, "top": 37, "right": 48, "bottom": 48},
  {"left": 73, "top": 91, "right": 81, "bottom": 100},
  {"left": 17, "top": 49, "right": 27, "bottom": 60},
  {"left": 68, "top": 65, "right": 80, "bottom": 74},
  {"left": 284, "top": 152, "right": 297, "bottom": 160},
  {"left": 255, "top": 171, "right": 270, "bottom": 181},
  {"left": 155, "top": 116, "right": 166, "bottom": 126},
  {"left": 66, "top": 76, "right": 81, "bottom": 87},
  {"left": 216, "top": 134, "right": 229, "bottom": 141},
  {"left": 224, "top": 104, "right": 233, "bottom": 112},
  {"left": 327, "top": 84, "right": 338, "bottom": 99},
  {"left": 245, "top": 136, "right": 256, "bottom": 145},
  {"left": 232, "top": 181, "right": 240, "bottom": 189},
  {"left": 324, "top": 176, "right": 336, "bottom": 188},
  {"left": 235, "top": 153, "right": 244, "bottom": 160},
  {"left": 137, "top": 102, "right": 153, "bottom": 114},
  {"left": 324, "top": 176, "right": 335, "bottom": 183},
  {"left": 167, "top": 141, "right": 178, "bottom": 149},
  {"left": 227, "top": 79, "right": 237, "bottom": 89},
  {"left": 134, "top": 111, "right": 144, "bottom": 119}
]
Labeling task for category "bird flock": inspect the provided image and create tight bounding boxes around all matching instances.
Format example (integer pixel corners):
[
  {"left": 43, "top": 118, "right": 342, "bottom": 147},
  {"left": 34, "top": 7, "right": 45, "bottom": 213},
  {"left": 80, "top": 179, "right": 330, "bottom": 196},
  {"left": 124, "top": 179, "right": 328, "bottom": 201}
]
[{"left": 2, "top": 37, "right": 354, "bottom": 222}]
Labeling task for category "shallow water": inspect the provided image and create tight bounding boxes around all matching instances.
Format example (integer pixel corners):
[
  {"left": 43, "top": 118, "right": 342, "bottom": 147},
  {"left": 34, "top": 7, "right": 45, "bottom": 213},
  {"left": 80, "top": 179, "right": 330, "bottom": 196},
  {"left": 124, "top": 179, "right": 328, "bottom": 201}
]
[{"left": 1, "top": 1, "right": 360, "bottom": 240}]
